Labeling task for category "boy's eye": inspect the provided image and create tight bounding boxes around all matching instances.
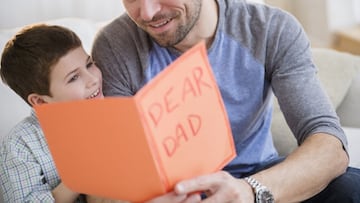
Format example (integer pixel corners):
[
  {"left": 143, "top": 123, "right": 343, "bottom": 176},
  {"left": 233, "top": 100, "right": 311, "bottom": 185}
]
[
  {"left": 86, "top": 61, "right": 94, "bottom": 68},
  {"left": 68, "top": 74, "right": 79, "bottom": 83}
]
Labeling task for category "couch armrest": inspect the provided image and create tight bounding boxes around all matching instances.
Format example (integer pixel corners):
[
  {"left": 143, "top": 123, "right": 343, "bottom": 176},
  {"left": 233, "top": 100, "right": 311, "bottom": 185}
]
[
  {"left": 337, "top": 72, "right": 360, "bottom": 128},
  {"left": 343, "top": 127, "right": 360, "bottom": 169}
]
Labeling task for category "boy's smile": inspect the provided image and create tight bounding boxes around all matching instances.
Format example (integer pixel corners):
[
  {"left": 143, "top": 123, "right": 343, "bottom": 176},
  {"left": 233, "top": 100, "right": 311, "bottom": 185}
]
[{"left": 87, "top": 88, "right": 101, "bottom": 99}]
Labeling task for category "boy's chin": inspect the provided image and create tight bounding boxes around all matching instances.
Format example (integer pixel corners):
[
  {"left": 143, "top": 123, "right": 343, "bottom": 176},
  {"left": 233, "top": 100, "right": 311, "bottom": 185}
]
[{"left": 92, "top": 94, "right": 104, "bottom": 99}]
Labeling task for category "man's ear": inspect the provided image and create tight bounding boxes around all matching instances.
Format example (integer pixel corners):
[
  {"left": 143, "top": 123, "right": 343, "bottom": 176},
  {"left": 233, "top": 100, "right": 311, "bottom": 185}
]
[{"left": 27, "top": 93, "right": 49, "bottom": 106}]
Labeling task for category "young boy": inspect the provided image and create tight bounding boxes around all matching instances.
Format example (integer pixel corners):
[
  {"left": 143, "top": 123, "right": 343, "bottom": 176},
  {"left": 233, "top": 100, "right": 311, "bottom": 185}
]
[{"left": 0, "top": 24, "right": 104, "bottom": 202}]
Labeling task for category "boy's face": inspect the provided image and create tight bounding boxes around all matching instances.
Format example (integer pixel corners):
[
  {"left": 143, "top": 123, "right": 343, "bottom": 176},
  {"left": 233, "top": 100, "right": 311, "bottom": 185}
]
[{"left": 35, "top": 46, "right": 104, "bottom": 104}]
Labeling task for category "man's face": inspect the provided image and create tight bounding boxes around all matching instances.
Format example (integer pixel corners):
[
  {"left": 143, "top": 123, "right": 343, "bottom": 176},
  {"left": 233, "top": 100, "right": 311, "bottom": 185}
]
[{"left": 122, "top": 0, "right": 202, "bottom": 47}]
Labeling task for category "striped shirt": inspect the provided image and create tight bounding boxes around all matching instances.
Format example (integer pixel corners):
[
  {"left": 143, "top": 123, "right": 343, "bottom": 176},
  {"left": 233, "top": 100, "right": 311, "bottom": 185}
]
[{"left": 0, "top": 110, "right": 85, "bottom": 202}]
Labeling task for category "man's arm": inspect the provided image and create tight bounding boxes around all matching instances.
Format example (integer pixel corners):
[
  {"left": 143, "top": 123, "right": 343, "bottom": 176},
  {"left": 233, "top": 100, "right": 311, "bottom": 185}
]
[
  {"left": 253, "top": 133, "right": 348, "bottom": 202},
  {"left": 171, "top": 133, "right": 348, "bottom": 203}
]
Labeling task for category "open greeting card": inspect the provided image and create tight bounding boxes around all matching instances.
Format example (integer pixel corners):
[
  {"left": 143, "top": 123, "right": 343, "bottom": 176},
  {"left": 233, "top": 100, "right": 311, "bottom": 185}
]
[{"left": 35, "top": 41, "right": 236, "bottom": 202}]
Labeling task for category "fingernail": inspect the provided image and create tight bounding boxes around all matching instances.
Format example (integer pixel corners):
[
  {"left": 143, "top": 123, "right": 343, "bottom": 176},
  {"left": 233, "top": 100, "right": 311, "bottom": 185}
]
[{"left": 175, "top": 183, "right": 185, "bottom": 194}]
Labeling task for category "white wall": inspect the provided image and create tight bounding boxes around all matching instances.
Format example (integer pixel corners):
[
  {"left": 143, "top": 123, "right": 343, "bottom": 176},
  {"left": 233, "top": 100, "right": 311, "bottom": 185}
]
[
  {"left": 0, "top": 0, "right": 266, "bottom": 29},
  {"left": 266, "top": 0, "right": 360, "bottom": 47},
  {"left": 292, "top": 0, "right": 330, "bottom": 47},
  {"left": 0, "top": 0, "right": 125, "bottom": 29},
  {"left": 1, "top": 0, "right": 357, "bottom": 46},
  {"left": 327, "top": 0, "right": 358, "bottom": 29},
  {"left": 356, "top": 0, "right": 360, "bottom": 22}
]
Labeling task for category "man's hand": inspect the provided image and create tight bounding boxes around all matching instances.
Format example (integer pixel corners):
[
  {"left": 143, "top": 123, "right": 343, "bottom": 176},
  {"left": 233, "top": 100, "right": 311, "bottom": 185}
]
[
  {"left": 89, "top": 171, "right": 255, "bottom": 203},
  {"left": 173, "top": 171, "right": 254, "bottom": 203},
  {"left": 144, "top": 192, "right": 190, "bottom": 203}
]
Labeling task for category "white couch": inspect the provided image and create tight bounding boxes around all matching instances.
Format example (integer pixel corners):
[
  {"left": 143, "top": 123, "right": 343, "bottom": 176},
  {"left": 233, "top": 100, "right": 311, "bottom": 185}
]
[{"left": 0, "top": 18, "right": 359, "bottom": 202}]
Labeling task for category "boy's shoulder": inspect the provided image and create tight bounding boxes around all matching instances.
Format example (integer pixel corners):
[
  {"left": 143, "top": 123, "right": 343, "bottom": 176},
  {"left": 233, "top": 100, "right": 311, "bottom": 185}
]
[{"left": 1, "top": 112, "right": 42, "bottom": 153}]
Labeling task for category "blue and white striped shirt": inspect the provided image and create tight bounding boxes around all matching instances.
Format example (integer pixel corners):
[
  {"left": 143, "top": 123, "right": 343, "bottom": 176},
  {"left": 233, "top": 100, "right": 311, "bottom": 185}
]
[{"left": 0, "top": 110, "right": 85, "bottom": 202}]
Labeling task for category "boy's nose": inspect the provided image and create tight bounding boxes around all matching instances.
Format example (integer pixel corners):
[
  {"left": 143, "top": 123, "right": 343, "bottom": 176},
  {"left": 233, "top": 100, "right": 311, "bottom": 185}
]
[
  {"left": 139, "top": 0, "right": 161, "bottom": 21},
  {"left": 85, "top": 72, "right": 99, "bottom": 88}
]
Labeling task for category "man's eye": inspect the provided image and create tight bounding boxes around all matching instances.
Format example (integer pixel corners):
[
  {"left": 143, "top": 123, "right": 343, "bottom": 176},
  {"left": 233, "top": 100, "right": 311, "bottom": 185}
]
[{"left": 68, "top": 75, "right": 79, "bottom": 83}]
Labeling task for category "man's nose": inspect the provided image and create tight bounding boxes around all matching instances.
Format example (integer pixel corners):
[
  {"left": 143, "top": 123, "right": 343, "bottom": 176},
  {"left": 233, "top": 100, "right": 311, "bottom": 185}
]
[{"left": 139, "top": 0, "right": 161, "bottom": 21}]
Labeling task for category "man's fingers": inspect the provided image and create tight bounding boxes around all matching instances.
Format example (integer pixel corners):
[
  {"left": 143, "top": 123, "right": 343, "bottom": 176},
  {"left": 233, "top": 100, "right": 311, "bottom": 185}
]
[
  {"left": 144, "top": 192, "right": 187, "bottom": 203},
  {"left": 175, "top": 171, "right": 230, "bottom": 195}
]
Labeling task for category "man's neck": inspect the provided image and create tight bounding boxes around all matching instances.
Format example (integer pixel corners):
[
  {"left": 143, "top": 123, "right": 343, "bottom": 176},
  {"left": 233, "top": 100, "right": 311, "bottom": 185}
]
[{"left": 174, "top": 0, "right": 219, "bottom": 52}]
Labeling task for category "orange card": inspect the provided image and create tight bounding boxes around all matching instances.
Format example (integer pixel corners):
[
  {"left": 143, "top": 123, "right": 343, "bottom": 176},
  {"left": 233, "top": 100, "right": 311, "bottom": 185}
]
[{"left": 35, "top": 41, "right": 235, "bottom": 202}]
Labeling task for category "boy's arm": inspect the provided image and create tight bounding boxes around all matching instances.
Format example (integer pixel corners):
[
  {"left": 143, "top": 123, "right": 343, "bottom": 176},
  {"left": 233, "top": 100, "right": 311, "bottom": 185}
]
[
  {"left": 0, "top": 147, "right": 55, "bottom": 202},
  {"left": 52, "top": 182, "right": 80, "bottom": 202},
  {"left": 0, "top": 125, "right": 80, "bottom": 202}
]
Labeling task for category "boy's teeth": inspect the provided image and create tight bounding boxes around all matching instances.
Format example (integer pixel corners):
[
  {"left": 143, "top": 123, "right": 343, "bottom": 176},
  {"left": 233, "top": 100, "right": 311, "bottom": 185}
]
[{"left": 88, "top": 89, "right": 99, "bottom": 99}]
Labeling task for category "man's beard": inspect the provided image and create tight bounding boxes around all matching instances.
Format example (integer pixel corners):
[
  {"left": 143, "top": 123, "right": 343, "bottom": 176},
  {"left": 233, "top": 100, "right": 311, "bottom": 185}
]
[
  {"left": 150, "top": 1, "right": 202, "bottom": 47},
  {"left": 151, "top": 23, "right": 193, "bottom": 47}
]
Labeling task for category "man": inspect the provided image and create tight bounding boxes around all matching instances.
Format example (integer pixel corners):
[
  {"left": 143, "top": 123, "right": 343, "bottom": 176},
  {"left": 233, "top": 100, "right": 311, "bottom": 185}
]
[{"left": 92, "top": 0, "right": 360, "bottom": 202}]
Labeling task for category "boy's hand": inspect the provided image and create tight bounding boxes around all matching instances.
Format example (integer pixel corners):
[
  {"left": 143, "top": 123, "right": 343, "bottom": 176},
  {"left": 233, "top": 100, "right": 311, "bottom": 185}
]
[{"left": 52, "top": 182, "right": 80, "bottom": 202}]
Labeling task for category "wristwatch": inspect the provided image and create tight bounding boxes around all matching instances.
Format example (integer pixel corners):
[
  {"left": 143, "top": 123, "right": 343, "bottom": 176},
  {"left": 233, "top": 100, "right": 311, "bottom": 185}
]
[{"left": 244, "top": 176, "right": 274, "bottom": 203}]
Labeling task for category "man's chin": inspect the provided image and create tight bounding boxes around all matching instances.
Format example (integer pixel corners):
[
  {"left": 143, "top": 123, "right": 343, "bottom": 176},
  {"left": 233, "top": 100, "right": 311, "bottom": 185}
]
[{"left": 151, "top": 36, "right": 182, "bottom": 48}]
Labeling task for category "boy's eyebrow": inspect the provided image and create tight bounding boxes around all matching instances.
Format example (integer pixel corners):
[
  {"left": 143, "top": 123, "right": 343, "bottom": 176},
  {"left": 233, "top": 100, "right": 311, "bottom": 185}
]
[
  {"left": 64, "top": 56, "right": 91, "bottom": 81},
  {"left": 86, "top": 55, "right": 91, "bottom": 62},
  {"left": 64, "top": 68, "right": 79, "bottom": 80}
]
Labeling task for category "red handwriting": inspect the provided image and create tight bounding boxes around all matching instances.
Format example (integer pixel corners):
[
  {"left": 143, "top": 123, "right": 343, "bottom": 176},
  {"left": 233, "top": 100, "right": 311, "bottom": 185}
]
[
  {"left": 162, "top": 114, "right": 202, "bottom": 157},
  {"left": 147, "top": 66, "right": 212, "bottom": 128}
]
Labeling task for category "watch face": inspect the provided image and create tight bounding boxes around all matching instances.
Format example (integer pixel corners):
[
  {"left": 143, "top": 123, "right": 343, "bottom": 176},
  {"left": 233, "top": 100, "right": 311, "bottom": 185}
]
[{"left": 257, "top": 189, "right": 274, "bottom": 203}]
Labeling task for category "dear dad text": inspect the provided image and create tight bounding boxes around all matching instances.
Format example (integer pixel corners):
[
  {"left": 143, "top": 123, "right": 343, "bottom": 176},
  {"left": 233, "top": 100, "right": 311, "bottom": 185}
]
[{"left": 145, "top": 66, "right": 214, "bottom": 157}]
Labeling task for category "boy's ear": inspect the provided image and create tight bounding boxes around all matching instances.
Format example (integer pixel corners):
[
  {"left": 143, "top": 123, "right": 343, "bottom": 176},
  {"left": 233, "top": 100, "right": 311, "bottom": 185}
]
[{"left": 27, "top": 93, "right": 48, "bottom": 106}]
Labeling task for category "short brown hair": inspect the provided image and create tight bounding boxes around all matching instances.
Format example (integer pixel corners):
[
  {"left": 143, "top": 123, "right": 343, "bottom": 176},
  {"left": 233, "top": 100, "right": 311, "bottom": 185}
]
[{"left": 0, "top": 24, "right": 82, "bottom": 105}]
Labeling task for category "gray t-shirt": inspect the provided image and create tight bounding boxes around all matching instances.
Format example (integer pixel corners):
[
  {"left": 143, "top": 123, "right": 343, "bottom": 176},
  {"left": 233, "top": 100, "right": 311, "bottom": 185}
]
[{"left": 92, "top": 0, "right": 347, "bottom": 175}]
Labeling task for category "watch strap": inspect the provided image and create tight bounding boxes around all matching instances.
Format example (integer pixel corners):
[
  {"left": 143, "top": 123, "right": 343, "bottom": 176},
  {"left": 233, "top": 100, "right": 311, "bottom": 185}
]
[{"left": 244, "top": 176, "right": 274, "bottom": 203}]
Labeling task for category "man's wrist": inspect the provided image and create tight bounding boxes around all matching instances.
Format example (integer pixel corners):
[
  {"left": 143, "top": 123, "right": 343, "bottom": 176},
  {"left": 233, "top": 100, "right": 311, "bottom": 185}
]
[{"left": 244, "top": 176, "right": 274, "bottom": 203}]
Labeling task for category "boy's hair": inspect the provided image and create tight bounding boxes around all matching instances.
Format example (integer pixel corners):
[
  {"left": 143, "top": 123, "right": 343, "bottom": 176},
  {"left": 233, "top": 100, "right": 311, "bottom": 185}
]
[{"left": 0, "top": 24, "right": 82, "bottom": 105}]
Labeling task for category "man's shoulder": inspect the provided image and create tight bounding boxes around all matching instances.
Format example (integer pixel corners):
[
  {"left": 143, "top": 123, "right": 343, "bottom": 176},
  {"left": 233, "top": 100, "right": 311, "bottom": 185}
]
[
  {"left": 101, "top": 14, "right": 137, "bottom": 34},
  {"left": 93, "top": 14, "right": 152, "bottom": 61},
  {"left": 220, "top": 0, "right": 295, "bottom": 26}
]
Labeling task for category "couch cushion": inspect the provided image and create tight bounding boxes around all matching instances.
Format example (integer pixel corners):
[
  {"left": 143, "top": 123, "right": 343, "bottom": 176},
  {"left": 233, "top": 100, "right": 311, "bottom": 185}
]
[
  {"left": 272, "top": 48, "right": 360, "bottom": 156},
  {"left": 312, "top": 48, "right": 360, "bottom": 109},
  {"left": 0, "top": 83, "right": 30, "bottom": 142}
]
